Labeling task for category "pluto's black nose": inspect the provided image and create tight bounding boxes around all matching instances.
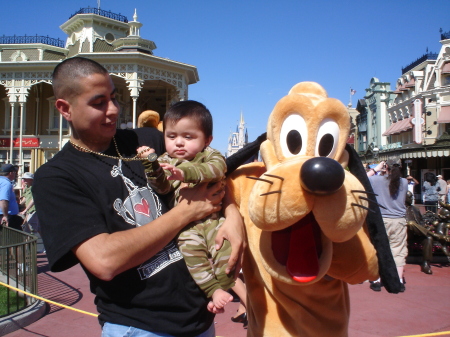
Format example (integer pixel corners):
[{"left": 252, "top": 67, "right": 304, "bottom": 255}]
[{"left": 300, "top": 157, "right": 345, "bottom": 195}]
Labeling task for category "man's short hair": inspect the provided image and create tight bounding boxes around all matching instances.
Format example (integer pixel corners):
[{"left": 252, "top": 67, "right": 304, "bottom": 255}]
[
  {"left": 52, "top": 57, "right": 108, "bottom": 101},
  {"left": 163, "top": 100, "right": 213, "bottom": 138}
]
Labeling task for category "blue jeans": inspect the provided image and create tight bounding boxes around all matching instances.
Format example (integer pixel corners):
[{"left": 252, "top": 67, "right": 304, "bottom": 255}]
[{"left": 101, "top": 322, "right": 215, "bottom": 337}]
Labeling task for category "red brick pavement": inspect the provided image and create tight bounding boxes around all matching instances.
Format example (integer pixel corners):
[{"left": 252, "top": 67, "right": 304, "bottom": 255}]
[{"left": 4, "top": 253, "right": 450, "bottom": 337}]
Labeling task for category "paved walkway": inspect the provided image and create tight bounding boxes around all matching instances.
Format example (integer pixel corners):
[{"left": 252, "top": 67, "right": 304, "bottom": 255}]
[{"left": 4, "top": 253, "right": 450, "bottom": 337}]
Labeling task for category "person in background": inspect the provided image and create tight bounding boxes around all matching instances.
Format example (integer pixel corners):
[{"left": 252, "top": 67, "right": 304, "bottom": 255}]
[
  {"left": 406, "top": 175, "right": 419, "bottom": 205},
  {"left": 366, "top": 161, "right": 385, "bottom": 177},
  {"left": 436, "top": 175, "right": 448, "bottom": 205},
  {"left": 19, "top": 172, "right": 41, "bottom": 236},
  {"left": 422, "top": 172, "right": 439, "bottom": 213},
  {"left": 368, "top": 158, "right": 408, "bottom": 292},
  {"left": 0, "top": 164, "right": 22, "bottom": 230},
  {"left": 447, "top": 179, "right": 450, "bottom": 204}
]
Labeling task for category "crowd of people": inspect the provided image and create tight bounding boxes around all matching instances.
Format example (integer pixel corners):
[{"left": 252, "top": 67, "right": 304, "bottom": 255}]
[{"left": 0, "top": 164, "right": 41, "bottom": 237}]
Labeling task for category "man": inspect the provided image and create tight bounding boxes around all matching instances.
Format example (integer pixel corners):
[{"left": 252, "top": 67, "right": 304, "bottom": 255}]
[
  {"left": 19, "top": 172, "right": 41, "bottom": 236},
  {"left": 0, "top": 164, "right": 22, "bottom": 230},
  {"left": 437, "top": 175, "right": 447, "bottom": 204},
  {"left": 33, "top": 57, "right": 244, "bottom": 337}
]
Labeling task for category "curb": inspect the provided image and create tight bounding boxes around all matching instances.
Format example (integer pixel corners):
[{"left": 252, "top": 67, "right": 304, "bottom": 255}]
[{"left": 0, "top": 300, "right": 47, "bottom": 336}]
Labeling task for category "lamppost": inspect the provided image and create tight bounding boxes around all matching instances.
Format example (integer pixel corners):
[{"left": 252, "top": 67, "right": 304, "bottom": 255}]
[{"left": 372, "top": 146, "right": 380, "bottom": 161}]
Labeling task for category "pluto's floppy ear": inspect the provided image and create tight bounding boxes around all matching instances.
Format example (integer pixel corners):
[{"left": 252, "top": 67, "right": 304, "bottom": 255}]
[
  {"left": 226, "top": 132, "right": 267, "bottom": 176},
  {"left": 345, "top": 144, "right": 401, "bottom": 294}
]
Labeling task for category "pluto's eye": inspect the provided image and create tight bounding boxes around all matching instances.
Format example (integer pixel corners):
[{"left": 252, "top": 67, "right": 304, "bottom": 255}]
[
  {"left": 315, "top": 118, "right": 339, "bottom": 158},
  {"left": 280, "top": 114, "right": 307, "bottom": 157}
]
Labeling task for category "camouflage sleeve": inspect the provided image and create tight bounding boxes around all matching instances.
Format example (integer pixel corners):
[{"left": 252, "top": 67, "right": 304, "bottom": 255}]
[
  {"left": 142, "top": 158, "right": 173, "bottom": 195},
  {"left": 176, "top": 147, "right": 226, "bottom": 184}
]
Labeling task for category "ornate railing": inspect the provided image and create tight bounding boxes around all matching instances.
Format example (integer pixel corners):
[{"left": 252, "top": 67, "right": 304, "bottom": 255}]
[
  {"left": 70, "top": 7, "right": 128, "bottom": 23},
  {"left": 0, "top": 226, "right": 38, "bottom": 317},
  {"left": 0, "top": 35, "right": 65, "bottom": 48},
  {"left": 402, "top": 52, "right": 438, "bottom": 74},
  {"left": 441, "top": 29, "right": 450, "bottom": 40}
]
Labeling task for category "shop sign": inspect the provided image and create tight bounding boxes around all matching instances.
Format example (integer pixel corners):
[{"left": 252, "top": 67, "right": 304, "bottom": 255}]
[{"left": 0, "top": 138, "right": 40, "bottom": 147}]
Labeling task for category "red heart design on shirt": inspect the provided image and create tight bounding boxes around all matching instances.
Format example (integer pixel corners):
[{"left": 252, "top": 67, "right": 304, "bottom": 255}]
[{"left": 134, "top": 198, "right": 150, "bottom": 217}]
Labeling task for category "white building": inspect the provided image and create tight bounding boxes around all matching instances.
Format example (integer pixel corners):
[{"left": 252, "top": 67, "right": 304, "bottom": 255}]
[
  {"left": 0, "top": 7, "right": 199, "bottom": 173},
  {"left": 226, "top": 112, "right": 248, "bottom": 158}
]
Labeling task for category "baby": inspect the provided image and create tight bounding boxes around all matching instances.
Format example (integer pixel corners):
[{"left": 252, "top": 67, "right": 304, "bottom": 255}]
[{"left": 137, "top": 100, "right": 246, "bottom": 312}]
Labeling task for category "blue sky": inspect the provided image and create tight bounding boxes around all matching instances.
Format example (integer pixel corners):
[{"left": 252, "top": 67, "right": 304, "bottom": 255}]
[{"left": 2, "top": 0, "right": 449, "bottom": 154}]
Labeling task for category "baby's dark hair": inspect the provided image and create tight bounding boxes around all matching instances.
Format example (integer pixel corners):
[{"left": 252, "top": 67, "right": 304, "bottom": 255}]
[
  {"left": 52, "top": 57, "right": 108, "bottom": 101},
  {"left": 163, "top": 100, "right": 213, "bottom": 138}
]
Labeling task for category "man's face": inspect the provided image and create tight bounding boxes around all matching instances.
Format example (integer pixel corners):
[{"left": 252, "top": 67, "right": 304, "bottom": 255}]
[
  {"left": 22, "top": 178, "right": 33, "bottom": 187},
  {"left": 8, "top": 171, "right": 17, "bottom": 181},
  {"left": 61, "top": 73, "right": 120, "bottom": 150}
]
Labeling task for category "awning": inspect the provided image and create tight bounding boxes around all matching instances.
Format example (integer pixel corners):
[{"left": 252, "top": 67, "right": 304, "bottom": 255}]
[
  {"left": 392, "top": 117, "right": 413, "bottom": 133},
  {"left": 382, "top": 117, "right": 413, "bottom": 136},
  {"left": 442, "top": 62, "right": 450, "bottom": 74},
  {"left": 382, "top": 122, "right": 398, "bottom": 136},
  {"left": 437, "top": 106, "right": 450, "bottom": 123}
]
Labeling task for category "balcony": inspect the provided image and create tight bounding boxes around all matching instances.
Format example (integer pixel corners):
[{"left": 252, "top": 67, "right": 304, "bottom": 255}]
[
  {"left": 69, "top": 7, "right": 128, "bottom": 23},
  {"left": 402, "top": 52, "right": 438, "bottom": 74},
  {"left": 0, "top": 35, "right": 65, "bottom": 48}
]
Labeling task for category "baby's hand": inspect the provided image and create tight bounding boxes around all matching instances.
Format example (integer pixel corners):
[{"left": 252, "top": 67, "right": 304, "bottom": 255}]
[
  {"left": 136, "top": 146, "right": 155, "bottom": 159},
  {"left": 160, "top": 163, "right": 185, "bottom": 181}
]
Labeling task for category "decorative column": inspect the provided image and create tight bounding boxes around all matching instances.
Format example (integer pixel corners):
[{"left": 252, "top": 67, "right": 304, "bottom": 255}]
[
  {"left": 19, "top": 102, "right": 24, "bottom": 171},
  {"left": 131, "top": 96, "right": 138, "bottom": 128},
  {"left": 126, "top": 75, "right": 143, "bottom": 129},
  {"left": 9, "top": 103, "right": 15, "bottom": 164}
]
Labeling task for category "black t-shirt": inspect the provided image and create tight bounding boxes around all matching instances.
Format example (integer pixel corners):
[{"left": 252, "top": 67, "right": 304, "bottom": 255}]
[{"left": 33, "top": 128, "right": 214, "bottom": 336}]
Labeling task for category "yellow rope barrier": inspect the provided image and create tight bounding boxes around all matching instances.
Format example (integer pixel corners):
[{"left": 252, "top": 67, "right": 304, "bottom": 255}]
[
  {"left": 397, "top": 333, "right": 450, "bottom": 337},
  {"left": 0, "top": 281, "right": 98, "bottom": 317},
  {"left": 2, "top": 281, "right": 449, "bottom": 336}
]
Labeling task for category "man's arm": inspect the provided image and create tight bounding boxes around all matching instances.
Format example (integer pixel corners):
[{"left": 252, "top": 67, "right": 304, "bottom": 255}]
[
  {"left": 73, "top": 182, "right": 224, "bottom": 281},
  {"left": 20, "top": 200, "right": 35, "bottom": 215},
  {"left": 214, "top": 186, "right": 245, "bottom": 276},
  {"left": 0, "top": 200, "right": 9, "bottom": 226}
]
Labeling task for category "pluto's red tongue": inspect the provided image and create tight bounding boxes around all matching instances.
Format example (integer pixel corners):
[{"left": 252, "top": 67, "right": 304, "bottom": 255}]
[{"left": 286, "top": 220, "right": 320, "bottom": 282}]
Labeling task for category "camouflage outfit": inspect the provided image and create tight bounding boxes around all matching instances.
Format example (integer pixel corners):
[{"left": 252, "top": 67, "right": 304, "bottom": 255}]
[{"left": 143, "top": 147, "right": 235, "bottom": 298}]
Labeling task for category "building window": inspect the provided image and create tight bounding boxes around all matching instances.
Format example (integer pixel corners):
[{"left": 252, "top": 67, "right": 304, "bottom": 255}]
[{"left": 105, "top": 33, "right": 115, "bottom": 43}]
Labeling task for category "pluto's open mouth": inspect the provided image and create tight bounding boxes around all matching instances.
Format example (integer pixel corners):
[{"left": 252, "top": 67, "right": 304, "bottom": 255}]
[{"left": 272, "top": 213, "right": 322, "bottom": 283}]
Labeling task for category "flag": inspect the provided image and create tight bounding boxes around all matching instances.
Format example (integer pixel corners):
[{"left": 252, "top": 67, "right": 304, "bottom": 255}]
[{"left": 350, "top": 89, "right": 356, "bottom": 95}]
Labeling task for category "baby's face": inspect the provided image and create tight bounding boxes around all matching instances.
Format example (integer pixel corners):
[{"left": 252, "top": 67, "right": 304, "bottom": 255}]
[{"left": 164, "top": 117, "right": 211, "bottom": 160}]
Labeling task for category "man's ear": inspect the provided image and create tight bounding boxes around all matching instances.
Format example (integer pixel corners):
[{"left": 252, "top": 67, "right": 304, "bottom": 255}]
[{"left": 55, "top": 99, "right": 72, "bottom": 122}]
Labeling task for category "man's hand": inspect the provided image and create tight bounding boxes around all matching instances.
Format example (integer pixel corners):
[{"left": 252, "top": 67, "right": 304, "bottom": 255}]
[
  {"left": 136, "top": 146, "right": 155, "bottom": 158},
  {"left": 177, "top": 181, "right": 225, "bottom": 224},
  {"left": 216, "top": 189, "right": 245, "bottom": 277},
  {"left": 1, "top": 215, "right": 8, "bottom": 227}
]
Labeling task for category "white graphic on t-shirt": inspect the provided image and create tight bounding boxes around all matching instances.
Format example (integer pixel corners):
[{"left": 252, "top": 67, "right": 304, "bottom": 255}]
[{"left": 112, "top": 160, "right": 183, "bottom": 280}]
